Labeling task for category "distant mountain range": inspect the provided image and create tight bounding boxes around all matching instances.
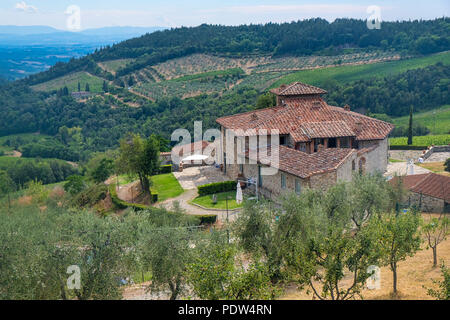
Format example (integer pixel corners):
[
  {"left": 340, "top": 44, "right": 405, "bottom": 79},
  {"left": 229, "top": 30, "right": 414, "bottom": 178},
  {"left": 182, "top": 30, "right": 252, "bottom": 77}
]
[
  {"left": 0, "top": 25, "right": 167, "bottom": 45},
  {"left": 0, "top": 25, "right": 166, "bottom": 80}
]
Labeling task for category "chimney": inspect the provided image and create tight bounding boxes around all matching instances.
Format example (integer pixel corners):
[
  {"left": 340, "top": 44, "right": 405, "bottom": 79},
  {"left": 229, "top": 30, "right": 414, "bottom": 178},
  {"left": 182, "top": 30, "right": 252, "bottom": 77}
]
[
  {"left": 251, "top": 113, "right": 258, "bottom": 121},
  {"left": 355, "top": 121, "right": 362, "bottom": 133},
  {"left": 344, "top": 104, "right": 351, "bottom": 111}
]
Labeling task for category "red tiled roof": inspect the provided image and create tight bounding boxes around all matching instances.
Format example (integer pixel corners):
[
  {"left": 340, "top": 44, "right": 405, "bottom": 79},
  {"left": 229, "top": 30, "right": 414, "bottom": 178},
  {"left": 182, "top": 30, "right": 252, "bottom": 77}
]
[
  {"left": 300, "top": 121, "right": 355, "bottom": 138},
  {"left": 270, "top": 82, "right": 327, "bottom": 96},
  {"left": 390, "top": 173, "right": 450, "bottom": 202},
  {"left": 246, "top": 145, "right": 355, "bottom": 178},
  {"left": 217, "top": 95, "right": 394, "bottom": 142}
]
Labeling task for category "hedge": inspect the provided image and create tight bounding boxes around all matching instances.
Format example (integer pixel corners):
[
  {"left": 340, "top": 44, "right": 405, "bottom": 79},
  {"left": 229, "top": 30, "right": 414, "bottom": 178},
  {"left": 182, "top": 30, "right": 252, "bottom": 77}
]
[
  {"left": 198, "top": 181, "right": 237, "bottom": 196},
  {"left": 390, "top": 145, "right": 428, "bottom": 150},
  {"left": 159, "top": 165, "right": 172, "bottom": 174}
]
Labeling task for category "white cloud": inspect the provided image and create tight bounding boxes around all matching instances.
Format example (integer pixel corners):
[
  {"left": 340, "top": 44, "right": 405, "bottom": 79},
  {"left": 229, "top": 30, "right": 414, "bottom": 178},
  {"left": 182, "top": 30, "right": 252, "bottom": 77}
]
[{"left": 15, "top": 1, "right": 38, "bottom": 13}]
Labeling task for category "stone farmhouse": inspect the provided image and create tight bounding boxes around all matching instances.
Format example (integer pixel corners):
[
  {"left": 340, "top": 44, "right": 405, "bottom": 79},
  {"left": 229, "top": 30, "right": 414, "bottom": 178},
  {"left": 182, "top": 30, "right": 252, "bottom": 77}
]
[
  {"left": 390, "top": 173, "right": 450, "bottom": 213},
  {"left": 216, "top": 81, "right": 395, "bottom": 200}
]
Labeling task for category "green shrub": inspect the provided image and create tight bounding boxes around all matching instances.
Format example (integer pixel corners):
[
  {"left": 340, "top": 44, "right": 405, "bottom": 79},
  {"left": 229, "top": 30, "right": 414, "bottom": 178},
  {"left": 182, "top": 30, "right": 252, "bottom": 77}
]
[
  {"left": 390, "top": 145, "right": 427, "bottom": 150},
  {"left": 198, "top": 181, "right": 236, "bottom": 196},
  {"left": 159, "top": 165, "right": 172, "bottom": 174},
  {"left": 150, "top": 188, "right": 159, "bottom": 203},
  {"left": 72, "top": 184, "right": 108, "bottom": 208},
  {"left": 445, "top": 158, "right": 450, "bottom": 173}
]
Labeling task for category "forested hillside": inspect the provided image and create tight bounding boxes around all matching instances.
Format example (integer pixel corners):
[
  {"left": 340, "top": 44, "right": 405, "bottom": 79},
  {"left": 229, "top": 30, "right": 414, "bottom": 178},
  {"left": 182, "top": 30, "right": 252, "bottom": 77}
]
[
  {"left": 0, "top": 18, "right": 449, "bottom": 161},
  {"left": 23, "top": 18, "right": 450, "bottom": 85}
]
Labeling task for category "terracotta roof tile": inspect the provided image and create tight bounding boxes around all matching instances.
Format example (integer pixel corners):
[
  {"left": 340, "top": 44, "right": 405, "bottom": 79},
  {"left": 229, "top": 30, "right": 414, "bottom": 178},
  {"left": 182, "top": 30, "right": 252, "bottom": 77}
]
[
  {"left": 217, "top": 95, "right": 394, "bottom": 142},
  {"left": 390, "top": 173, "right": 450, "bottom": 202},
  {"left": 246, "top": 145, "right": 355, "bottom": 178},
  {"left": 270, "top": 82, "right": 327, "bottom": 96}
]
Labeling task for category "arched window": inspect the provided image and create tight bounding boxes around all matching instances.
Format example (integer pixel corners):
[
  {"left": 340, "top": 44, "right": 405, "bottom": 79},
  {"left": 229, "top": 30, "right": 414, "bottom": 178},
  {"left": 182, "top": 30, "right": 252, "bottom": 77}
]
[{"left": 359, "top": 157, "right": 366, "bottom": 175}]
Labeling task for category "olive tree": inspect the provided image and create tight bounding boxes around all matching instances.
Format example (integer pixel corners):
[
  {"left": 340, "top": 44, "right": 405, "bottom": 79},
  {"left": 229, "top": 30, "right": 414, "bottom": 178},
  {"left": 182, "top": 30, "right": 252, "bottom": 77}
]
[
  {"left": 374, "top": 210, "right": 422, "bottom": 295},
  {"left": 187, "top": 231, "right": 279, "bottom": 300},
  {"left": 422, "top": 213, "right": 449, "bottom": 267}
]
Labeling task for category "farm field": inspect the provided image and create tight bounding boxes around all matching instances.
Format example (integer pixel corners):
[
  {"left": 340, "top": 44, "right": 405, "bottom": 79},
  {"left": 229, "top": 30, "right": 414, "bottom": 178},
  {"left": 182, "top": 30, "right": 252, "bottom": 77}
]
[
  {"left": 392, "top": 105, "right": 450, "bottom": 135},
  {"left": 389, "top": 134, "right": 450, "bottom": 147},
  {"left": 31, "top": 71, "right": 105, "bottom": 93},
  {"left": 271, "top": 51, "right": 450, "bottom": 88}
]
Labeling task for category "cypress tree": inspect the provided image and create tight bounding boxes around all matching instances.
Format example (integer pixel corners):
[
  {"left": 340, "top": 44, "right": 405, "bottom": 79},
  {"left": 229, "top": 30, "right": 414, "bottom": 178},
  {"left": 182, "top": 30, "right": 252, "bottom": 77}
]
[{"left": 407, "top": 105, "right": 413, "bottom": 145}]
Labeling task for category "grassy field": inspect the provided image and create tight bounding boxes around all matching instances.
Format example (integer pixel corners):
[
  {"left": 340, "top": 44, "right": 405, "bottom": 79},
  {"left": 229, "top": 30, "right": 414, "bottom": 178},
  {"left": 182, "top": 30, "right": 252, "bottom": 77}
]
[
  {"left": 31, "top": 71, "right": 105, "bottom": 93},
  {"left": 150, "top": 173, "right": 184, "bottom": 202},
  {"left": 390, "top": 134, "right": 450, "bottom": 147},
  {"left": 98, "top": 59, "right": 134, "bottom": 74},
  {"left": 271, "top": 51, "right": 450, "bottom": 88},
  {"left": 190, "top": 191, "right": 243, "bottom": 210},
  {"left": 0, "top": 133, "right": 57, "bottom": 147},
  {"left": 417, "top": 162, "right": 450, "bottom": 177},
  {"left": 392, "top": 105, "right": 450, "bottom": 135}
]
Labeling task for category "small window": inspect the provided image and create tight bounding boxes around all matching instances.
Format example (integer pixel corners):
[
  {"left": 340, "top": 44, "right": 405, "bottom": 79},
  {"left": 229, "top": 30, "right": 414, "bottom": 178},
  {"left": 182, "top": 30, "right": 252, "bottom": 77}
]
[
  {"left": 280, "top": 136, "right": 287, "bottom": 146},
  {"left": 281, "top": 174, "right": 286, "bottom": 189},
  {"left": 352, "top": 160, "right": 356, "bottom": 171},
  {"left": 295, "top": 179, "right": 301, "bottom": 195},
  {"left": 239, "top": 164, "right": 244, "bottom": 173}
]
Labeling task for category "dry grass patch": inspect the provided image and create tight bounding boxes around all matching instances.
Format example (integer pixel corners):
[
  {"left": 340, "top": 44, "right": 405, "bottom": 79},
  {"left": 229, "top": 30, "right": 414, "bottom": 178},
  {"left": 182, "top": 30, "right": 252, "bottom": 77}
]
[{"left": 281, "top": 213, "right": 450, "bottom": 300}]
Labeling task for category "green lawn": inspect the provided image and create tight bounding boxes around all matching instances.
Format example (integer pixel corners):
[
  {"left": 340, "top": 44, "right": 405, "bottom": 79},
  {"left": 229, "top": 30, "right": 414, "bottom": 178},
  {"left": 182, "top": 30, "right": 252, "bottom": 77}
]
[
  {"left": 271, "top": 51, "right": 450, "bottom": 88},
  {"left": 389, "top": 134, "right": 450, "bottom": 147},
  {"left": 391, "top": 105, "right": 450, "bottom": 135},
  {"left": 151, "top": 173, "right": 184, "bottom": 202},
  {"left": 190, "top": 191, "right": 243, "bottom": 210}
]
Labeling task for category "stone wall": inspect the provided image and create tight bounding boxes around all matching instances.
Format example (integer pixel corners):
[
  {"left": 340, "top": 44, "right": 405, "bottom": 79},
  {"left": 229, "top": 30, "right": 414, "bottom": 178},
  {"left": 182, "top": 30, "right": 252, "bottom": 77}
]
[
  {"left": 408, "top": 192, "right": 446, "bottom": 213},
  {"left": 358, "top": 138, "right": 389, "bottom": 174},
  {"left": 242, "top": 164, "right": 310, "bottom": 201}
]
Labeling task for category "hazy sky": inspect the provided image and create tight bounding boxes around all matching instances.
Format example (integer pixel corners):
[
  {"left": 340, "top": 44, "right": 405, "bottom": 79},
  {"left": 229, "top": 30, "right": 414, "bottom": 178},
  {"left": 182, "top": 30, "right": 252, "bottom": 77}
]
[{"left": 1, "top": 0, "right": 448, "bottom": 30}]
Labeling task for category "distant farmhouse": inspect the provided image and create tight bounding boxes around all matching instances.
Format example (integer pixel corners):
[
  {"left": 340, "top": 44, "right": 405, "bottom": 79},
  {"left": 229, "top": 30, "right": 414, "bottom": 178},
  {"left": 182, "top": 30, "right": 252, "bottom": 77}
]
[
  {"left": 216, "top": 82, "right": 395, "bottom": 200},
  {"left": 71, "top": 91, "right": 91, "bottom": 99},
  {"left": 390, "top": 173, "right": 450, "bottom": 213}
]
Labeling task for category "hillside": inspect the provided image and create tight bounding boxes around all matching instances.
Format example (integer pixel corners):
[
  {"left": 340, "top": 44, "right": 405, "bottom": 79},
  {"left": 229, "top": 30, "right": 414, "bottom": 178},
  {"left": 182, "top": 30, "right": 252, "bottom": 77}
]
[{"left": 0, "top": 18, "right": 447, "bottom": 158}]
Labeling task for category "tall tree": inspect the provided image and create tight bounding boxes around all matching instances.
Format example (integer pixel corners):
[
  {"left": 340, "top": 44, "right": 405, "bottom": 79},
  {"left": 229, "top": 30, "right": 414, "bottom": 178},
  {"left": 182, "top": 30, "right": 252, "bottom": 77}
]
[
  {"left": 407, "top": 105, "right": 414, "bottom": 145},
  {"left": 116, "top": 134, "right": 160, "bottom": 198},
  {"left": 375, "top": 210, "right": 422, "bottom": 295}
]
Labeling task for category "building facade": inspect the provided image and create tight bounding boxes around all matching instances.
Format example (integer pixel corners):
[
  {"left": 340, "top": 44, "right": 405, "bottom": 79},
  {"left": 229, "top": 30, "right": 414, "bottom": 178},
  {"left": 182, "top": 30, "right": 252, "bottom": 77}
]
[{"left": 216, "top": 82, "right": 395, "bottom": 201}]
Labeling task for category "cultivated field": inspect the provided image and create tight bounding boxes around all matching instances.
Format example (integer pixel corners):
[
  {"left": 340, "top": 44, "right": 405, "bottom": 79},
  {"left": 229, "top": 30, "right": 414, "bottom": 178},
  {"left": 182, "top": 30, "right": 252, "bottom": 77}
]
[
  {"left": 390, "top": 134, "right": 450, "bottom": 147},
  {"left": 392, "top": 105, "right": 450, "bottom": 135},
  {"left": 271, "top": 51, "right": 450, "bottom": 88},
  {"left": 31, "top": 71, "right": 105, "bottom": 93}
]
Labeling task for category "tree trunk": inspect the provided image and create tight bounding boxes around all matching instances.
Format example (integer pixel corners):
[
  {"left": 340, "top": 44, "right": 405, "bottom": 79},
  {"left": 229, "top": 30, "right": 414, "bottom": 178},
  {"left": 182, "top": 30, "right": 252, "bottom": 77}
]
[
  {"left": 392, "top": 262, "right": 398, "bottom": 294},
  {"left": 433, "top": 246, "right": 438, "bottom": 268}
]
